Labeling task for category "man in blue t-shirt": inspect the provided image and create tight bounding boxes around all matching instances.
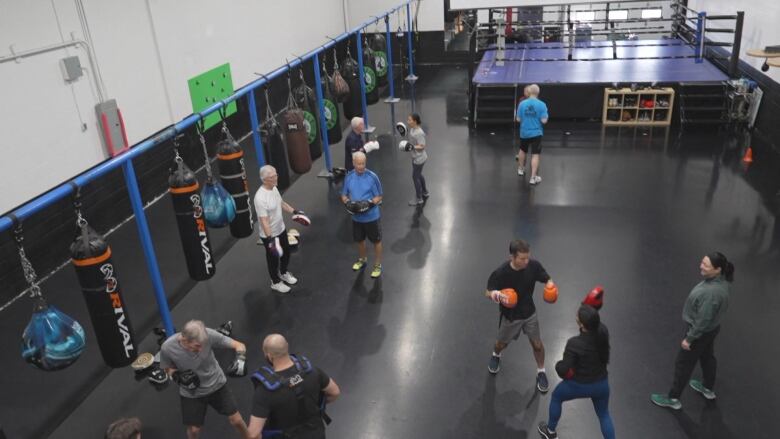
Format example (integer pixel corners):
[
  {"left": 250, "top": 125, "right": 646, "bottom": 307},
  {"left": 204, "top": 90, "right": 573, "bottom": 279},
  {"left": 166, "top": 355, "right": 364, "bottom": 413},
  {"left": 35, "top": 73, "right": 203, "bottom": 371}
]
[
  {"left": 515, "top": 84, "right": 549, "bottom": 185},
  {"left": 340, "top": 151, "right": 384, "bottom": 278}
]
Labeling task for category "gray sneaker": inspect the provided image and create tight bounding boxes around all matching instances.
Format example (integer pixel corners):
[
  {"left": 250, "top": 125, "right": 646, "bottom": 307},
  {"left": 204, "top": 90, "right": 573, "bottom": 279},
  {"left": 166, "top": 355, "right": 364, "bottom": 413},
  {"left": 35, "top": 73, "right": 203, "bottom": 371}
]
[
  {"left": 488, "top": 354, "right": 501, "bottom": 374},
  {"left": 537, "top": 371, "right": 549, "bottom": 393},
  {"left": 408, "top": 198, "right": 424, "bottom": 206}
]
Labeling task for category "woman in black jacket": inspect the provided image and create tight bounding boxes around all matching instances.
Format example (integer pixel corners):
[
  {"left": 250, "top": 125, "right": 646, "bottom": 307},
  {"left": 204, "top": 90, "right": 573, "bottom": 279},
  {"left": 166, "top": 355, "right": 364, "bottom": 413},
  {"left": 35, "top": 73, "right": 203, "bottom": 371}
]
[{"left": 538, "top": 304, "right": 615, "bottom": 439}]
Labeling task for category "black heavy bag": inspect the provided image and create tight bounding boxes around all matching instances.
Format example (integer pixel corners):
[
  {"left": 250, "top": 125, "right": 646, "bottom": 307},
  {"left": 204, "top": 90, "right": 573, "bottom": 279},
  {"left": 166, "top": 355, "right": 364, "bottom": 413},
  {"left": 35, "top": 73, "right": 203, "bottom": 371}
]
[
  {"left": 217, "top": 139, "right": 254, "bottom": 238},
  {"left": 293, "top": 79, "right": 323, "bottom": 160},
  {"left": 341, "top": 56, "right": 363, "bottom": 120},
  {"left": 283, "top": 84, "right": 313, "bottom": 174},
  {"left": 362, "top": 44, "right": 380, "bottom": 104},
  {"left": 70, "top": 224, "right": 137, "bottom": 368},
  {"left": 371, "top": 34, "right": 389, "bottom": 87},
  {"left": 321, "top": 69, "right": 342, "bottom": 144},
  {"left": 169, "top": 159, "right": 215, "bottom": 280}
]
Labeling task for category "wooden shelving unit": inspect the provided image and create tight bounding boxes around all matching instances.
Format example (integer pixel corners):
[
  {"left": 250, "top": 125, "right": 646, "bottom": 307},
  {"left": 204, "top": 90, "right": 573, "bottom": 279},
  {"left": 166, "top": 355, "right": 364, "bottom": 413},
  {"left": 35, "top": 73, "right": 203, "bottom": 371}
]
[{"left": 603, "top": 87, "right": 675, "bottom": 126}]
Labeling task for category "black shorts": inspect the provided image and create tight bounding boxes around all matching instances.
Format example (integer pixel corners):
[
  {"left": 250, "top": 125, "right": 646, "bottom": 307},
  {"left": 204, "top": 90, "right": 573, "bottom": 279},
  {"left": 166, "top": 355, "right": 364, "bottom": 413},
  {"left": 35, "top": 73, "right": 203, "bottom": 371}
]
[
  {"left": 519, "top": 136, "right": 543, "bottom": 154},
  {"left": 352, "top": 219, "right": 382, "bottom": 243},
  {"left": 180, "top": 384, "right": 238, "bottom": 426}
]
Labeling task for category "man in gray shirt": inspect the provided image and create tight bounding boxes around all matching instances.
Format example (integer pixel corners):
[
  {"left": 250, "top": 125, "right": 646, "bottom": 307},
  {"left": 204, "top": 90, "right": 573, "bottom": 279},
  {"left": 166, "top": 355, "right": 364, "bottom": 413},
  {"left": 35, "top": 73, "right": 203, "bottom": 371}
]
[
  {"left": 159, "top": 320, "right": 249, "bottom": 439},
  {"left": 405, "top": 113, "right": 429, "bottom": 206}
]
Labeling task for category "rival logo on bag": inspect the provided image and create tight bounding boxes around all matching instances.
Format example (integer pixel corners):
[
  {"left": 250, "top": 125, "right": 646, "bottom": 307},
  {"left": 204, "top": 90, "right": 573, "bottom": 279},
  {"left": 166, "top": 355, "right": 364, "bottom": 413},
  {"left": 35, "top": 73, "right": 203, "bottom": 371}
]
[
  {"left": 190, "top": 194, "right": 214, "bottom": 274},
  {"left": 100, "top": 263, "right": 134, "bottom": 357}
]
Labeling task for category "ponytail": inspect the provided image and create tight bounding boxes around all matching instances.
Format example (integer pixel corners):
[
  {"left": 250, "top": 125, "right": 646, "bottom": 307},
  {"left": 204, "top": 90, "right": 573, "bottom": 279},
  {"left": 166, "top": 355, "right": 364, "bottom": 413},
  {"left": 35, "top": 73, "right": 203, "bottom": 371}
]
[
  {"left": 707, "top": 251, "right": 735, "bottom": 282},
  {"left": 578, "top": 305, "right": 610, "bottom": 365}
]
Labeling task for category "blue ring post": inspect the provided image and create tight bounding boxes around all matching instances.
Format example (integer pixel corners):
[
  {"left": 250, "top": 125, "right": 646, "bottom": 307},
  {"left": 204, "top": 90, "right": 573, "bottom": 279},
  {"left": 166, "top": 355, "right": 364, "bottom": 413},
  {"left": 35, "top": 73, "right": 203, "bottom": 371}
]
[
  {"left": 121, "top": 160, "right": 175, "bottom": 335},
  {"left": 406, "top": 2, "right": 418, "bottom": 82},
  {"left": 355, "top": 31, "right": 370, "bottom": 131},
  {"left": 247, "top": 90, "right": 266, "bottom": 167},
  {"left": 695, "top": 11, "right": 705, "bottom": 64},
  {"left": 312, "top": 52, "right": 333, "bottom": 174},
  {"left": 384, "top": 15, "right": 400, "bottom": 103}
]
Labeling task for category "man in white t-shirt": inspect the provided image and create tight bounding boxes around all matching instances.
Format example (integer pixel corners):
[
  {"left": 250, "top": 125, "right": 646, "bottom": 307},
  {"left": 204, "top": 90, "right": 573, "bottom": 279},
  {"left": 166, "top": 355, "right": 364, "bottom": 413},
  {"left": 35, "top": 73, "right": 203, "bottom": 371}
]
[{"left": 254, "top": 165, "right": 304, "bottom": 293}]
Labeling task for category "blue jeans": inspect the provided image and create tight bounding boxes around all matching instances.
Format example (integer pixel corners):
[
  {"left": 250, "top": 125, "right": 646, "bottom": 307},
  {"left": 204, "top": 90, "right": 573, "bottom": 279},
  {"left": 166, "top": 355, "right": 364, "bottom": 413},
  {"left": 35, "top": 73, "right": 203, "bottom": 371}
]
[{"left": 547, "top": 378, "right": 615, "bottom": 439}]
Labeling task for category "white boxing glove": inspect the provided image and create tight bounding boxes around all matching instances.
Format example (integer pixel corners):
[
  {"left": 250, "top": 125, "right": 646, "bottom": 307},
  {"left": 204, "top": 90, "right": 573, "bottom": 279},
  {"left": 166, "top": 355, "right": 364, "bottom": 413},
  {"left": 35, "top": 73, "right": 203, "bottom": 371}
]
[{"left": 364, "top": 141, "right": 380, "bottom": 153}]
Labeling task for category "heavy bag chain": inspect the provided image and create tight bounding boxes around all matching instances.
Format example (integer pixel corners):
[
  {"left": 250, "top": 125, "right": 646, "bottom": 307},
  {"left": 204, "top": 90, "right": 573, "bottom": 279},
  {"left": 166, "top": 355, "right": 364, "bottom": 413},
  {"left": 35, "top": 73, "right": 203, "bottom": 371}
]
[
  {"left": 286, "top": 69, "right": 299, "bottom": 111},
  {"left": 322, "top": 60, "right": 332, "bottom": 92},
  {"left": 172, "top": 131, "right": 184, "bottom": 165},
  {"left": 332, "top": 48, "right": 340, "bottom": 72},
  {"left": 219, "top": 107, "right": 236, "bottom": 143},
  {"left": 298, "top": 67, "right": 312, "bottom": 109},
  {"left": 195, "top": 119, "right": 215, "bottom": 182},
  {"left": 263, "top": 85, "right": 276, "bottom": 127},
  {"left": 69, "top": 182, "right": 88, "bottom": 229},
  {"left": 11, "top": 218, "right": 43, "bottom": 299}
]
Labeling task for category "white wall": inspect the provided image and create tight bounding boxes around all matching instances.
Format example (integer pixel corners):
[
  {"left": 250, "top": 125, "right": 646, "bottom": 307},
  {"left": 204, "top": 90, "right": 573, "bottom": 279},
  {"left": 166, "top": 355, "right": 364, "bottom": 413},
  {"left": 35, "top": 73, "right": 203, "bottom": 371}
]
[
  {"left": 689, "top": 0, "right": 780, "bottom": 83},
  {"left": 348, "top": 0, "right": 445, "bottom": 33},
  {"left": 0, "top": 0, "right": 346, "bottom": 213}
]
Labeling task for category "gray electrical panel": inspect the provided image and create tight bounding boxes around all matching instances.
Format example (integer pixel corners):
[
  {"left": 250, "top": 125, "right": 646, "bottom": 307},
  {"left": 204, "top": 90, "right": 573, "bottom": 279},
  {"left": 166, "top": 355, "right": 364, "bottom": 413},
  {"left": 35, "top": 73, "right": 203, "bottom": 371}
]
[
  {"left": 60, "top": 56, "right": 83, "bottom": 82},
  {"left": 95, "top": 99, "right": 129, "bottom": 156}
]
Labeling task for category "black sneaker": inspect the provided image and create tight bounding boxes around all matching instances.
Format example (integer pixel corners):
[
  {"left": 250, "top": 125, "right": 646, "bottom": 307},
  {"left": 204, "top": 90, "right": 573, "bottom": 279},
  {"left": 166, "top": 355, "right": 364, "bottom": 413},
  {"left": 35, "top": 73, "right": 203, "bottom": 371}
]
[
  {"left": 537, "top": 422, "right": 558, "bottom": 439},
  {"left": 422, "top": 192, "right": 430, "bottom": 199},
  {"left": 536, "top": 371, "right": 549, "bottom": 393},
  {"left": 488, "top": 354, "right": 501, "bottom": 374}
]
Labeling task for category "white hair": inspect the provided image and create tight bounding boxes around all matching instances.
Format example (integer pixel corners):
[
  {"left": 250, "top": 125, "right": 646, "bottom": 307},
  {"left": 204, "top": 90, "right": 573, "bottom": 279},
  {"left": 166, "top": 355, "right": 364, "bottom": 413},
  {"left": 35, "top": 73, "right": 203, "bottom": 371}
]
[
  {"left": 351, "top": 117, "right": 364, "bottom": 130},
  {"left": 527, "top": 84, "right": 540, "bottom": 96},
  {"left": 181, "top": 320, "right": 208, "bottom": 343},
  {"left": 259, "top": 164, "right": 276, "bottom": 181},
  {"left": 352, "top": 151, "right": 366, "bottom": 162}
]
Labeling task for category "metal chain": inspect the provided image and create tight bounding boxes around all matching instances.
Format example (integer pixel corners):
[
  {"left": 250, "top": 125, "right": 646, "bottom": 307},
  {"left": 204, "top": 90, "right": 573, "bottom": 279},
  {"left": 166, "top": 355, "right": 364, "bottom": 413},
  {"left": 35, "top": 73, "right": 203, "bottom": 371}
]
[
  {"left": 333, "top": 48, "right": 339, "bottom": 70},
  {"left": 197, "top": 126, "right": 214, "bottom": 181},
  {"left": 70, "top": 183, "right": 88, "bottom": 228},
  {"left": 12, "top": 225, "right": 43, "bottom": 299},
  {"left": 172, "top": 133, "right": 183, "bottom": 164}
]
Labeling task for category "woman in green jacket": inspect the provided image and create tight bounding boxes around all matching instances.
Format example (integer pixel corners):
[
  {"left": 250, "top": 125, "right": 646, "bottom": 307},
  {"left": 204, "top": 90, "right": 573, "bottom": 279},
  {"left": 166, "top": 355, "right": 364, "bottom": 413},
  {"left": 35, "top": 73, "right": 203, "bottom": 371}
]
[{"left": 651, "top": 252, "right": 734, "bottom": 410}]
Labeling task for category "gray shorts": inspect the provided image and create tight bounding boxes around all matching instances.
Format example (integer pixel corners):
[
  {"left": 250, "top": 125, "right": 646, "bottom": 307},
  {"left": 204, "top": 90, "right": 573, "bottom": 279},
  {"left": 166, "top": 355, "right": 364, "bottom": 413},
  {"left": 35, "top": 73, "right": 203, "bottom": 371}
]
[{"left": 497, "top": 313, "right": 541, "bottom": 344}]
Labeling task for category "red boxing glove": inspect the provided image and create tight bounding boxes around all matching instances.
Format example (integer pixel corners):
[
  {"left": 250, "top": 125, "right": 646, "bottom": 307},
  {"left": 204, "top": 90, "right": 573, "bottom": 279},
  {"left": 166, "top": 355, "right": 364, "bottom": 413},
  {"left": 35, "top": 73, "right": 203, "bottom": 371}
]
[{"left": 582, "top": 285, "right": 604, "bottom": 310}]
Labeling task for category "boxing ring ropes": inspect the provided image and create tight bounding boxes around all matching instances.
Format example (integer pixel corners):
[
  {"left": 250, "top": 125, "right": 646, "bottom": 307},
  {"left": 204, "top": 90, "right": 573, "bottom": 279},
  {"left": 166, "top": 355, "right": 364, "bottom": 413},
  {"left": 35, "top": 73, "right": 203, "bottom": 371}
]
[
  {"left": 471, "top": 0, "right": 744, "bottom": 77},
  {"left": 0, "top": 0, "right": 420, "bottom": 336}
]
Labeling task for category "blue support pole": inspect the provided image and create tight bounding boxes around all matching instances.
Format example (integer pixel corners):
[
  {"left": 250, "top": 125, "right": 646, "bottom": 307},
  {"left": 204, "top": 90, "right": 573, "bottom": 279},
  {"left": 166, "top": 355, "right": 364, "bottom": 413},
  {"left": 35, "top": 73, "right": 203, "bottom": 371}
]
[
  {"left": 355, "top": 30, "right": 372, "bottom": 134},
  {"left": 247, "top": 90, "right": 266, "bottom": 167},
  {"left": 384, "top": 14, "right": 400, "bottom": 104},
  {"left": 406, "top": 2, "right": 418, "bottom": 82},
  {"left": 695, "top": 11, "right": 706, "bottom": 64},
  {"left": 121, "top": 160, "right": 175, "bottom": 335},
  {"left": 312, "top": 52, "right": 333, "bottom": 176}
]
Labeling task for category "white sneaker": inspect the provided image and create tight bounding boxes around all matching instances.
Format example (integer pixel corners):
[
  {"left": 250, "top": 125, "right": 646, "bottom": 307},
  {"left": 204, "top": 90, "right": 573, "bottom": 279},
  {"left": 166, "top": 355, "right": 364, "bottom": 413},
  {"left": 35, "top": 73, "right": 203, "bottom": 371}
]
[
  {"left": 271, "top": 281, "right": 291, "bottom": 293},
  {"left": 517, "top": 168, "right": 525, "bottom": 176},
  {"left": 280, "top": 272, "right": 298, "bottom": 285},
  {"left": 529, "top": 176, "right": 542, "bottom": 185}
]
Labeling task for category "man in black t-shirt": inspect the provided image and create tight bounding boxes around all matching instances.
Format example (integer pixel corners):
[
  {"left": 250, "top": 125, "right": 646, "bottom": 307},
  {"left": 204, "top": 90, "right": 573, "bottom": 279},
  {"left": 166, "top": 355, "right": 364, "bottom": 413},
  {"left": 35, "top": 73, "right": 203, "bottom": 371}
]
[
  {"left": 247, "top": 334, "right": 340, "bottom": 439},
  {"left": 485, "top": 239, "right": 556, "bottom": 393}
]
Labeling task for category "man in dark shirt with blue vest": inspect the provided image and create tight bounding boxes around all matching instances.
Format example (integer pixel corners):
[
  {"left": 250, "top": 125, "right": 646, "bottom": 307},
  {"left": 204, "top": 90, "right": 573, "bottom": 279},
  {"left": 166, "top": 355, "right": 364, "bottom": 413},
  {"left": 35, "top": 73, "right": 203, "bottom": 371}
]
[
  {"left": 485, "top": 239, "right": 556, "bottom": 393},
  {"left": 247, "top": 334, "right": 340, "bottom": 439}
]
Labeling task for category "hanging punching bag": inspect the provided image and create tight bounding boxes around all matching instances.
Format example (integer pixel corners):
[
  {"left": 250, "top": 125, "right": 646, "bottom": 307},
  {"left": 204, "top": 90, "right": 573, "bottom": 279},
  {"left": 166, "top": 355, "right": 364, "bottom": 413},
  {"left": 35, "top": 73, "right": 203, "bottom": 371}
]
[
  {"left": 70, "top": 224, "right": 137, "bottom": 368},
  {"left": 217, "top": 139, "right": 254, "bottom": 238},
  {"left": 22, "top": 297, "right": 86, "bottom": 371},
  {"left": 363, "top": 44, "right": 379, "bottom": 105},
  {"left": 283, "top": 82, "right": 313, "bottom": 174},
  {"left": 341, "top": 56, "right": 363, "bottom": 120},
  {"left": 261, "top": 118, "right": 291, "bottom": 190},
  {"left": 371, "top": 34, "right": 389, "bottom": 87},
  {"left": 169, "top": 159, "right": 215, "bottom": 280},
  {"left": 201, "top": 179, "right": 236, "bottom": 228},
  {"left": 321, "top": 69, "right": 342, "bottom": 144},
  {"left": 293, "top": 79, "right": 323, "bottom": 160}
]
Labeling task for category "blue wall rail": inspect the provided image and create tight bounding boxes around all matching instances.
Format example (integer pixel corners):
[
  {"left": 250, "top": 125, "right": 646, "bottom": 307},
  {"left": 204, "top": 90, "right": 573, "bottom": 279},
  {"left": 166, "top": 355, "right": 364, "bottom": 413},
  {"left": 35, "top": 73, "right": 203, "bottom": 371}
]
[{"left": 0, "top": 0, "right": 417, "bottom": 336}]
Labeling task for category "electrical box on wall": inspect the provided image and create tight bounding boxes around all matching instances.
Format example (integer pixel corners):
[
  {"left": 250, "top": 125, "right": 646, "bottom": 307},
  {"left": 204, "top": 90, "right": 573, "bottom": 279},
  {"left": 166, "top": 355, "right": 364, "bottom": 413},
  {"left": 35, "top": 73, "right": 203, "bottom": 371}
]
[
  {"left": 95, "top": 99, "right": 129, "bottom": 156},
  {"left": 60, "top": 56, "right": 83, "bottom": 82}
]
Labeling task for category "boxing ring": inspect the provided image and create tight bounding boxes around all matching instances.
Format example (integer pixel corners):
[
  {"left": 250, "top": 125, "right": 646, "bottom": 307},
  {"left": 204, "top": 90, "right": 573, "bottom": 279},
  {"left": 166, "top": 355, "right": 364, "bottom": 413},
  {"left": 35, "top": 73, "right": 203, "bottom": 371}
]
[{"left": 473, "top": 39, "right": 729, "bottom": 84}]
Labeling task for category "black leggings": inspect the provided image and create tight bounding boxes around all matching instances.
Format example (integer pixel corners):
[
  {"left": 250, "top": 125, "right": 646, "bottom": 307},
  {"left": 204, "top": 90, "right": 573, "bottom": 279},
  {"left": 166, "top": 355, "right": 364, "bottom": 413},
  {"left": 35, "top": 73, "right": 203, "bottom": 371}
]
[
  {"left": 669, "top": 326, "right": 719, "bottom": 398},
  {"left": 262, "top": 230, "right": 291, "bottom": 283},
  {"left": 412, "top": 162, "right": 427, "bottom": 199}
]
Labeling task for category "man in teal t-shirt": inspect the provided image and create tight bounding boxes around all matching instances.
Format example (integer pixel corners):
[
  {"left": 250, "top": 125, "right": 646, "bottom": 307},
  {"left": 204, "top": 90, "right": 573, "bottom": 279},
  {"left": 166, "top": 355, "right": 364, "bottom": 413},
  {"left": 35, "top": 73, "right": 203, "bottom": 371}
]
[{"left": 516, "top": 84, "right": 549, "bottom": 185}]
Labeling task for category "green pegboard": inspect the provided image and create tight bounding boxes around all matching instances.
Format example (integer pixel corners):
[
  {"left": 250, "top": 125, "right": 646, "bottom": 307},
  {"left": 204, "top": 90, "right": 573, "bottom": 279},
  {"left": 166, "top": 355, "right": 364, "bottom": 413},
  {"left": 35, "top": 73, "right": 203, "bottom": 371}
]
[{"left": 187, "top": 63, "right": 237, "bottom": 131}]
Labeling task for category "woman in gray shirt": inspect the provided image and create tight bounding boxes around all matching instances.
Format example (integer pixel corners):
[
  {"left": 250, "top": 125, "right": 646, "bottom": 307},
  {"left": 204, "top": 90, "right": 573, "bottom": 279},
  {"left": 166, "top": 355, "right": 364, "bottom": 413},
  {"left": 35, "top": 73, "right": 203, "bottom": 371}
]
[{"left": 407, "top": 113, "right": 429, "bottom": 206}]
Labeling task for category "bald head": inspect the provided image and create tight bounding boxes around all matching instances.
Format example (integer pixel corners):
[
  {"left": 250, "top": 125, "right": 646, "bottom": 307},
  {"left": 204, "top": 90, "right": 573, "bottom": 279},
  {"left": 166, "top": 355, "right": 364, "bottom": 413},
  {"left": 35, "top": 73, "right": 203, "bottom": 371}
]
[{"left": 263, "top": 334, "right": 289, "bottom": 359}]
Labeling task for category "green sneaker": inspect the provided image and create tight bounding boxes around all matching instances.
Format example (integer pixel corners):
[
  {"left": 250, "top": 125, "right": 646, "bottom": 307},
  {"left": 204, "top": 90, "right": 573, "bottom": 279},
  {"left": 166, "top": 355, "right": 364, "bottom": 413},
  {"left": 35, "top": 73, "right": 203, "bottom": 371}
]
[
  {"left": 689, "top": 379, "right": 716, "bottom": 400},
  {"left": 352, "top": 258, "right": 367, "bottom": 271},
  {"left": 370, "top": 263, "right": 382, "bottom": 278},
  {"left": 651, "top": 393, "right": 682, "bottom": 410}
]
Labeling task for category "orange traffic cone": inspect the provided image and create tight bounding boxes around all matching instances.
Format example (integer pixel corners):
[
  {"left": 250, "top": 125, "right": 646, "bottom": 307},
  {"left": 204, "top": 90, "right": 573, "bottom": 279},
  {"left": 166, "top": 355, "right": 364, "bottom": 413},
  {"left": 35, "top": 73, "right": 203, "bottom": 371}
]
[{"left": 743, "top": 147, "right": 753, "bottom": 163}]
